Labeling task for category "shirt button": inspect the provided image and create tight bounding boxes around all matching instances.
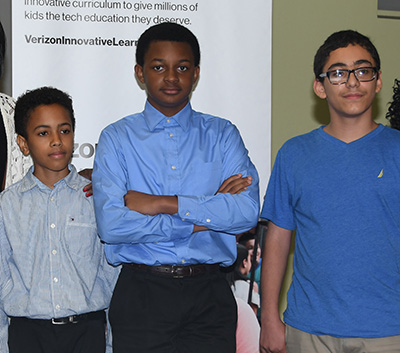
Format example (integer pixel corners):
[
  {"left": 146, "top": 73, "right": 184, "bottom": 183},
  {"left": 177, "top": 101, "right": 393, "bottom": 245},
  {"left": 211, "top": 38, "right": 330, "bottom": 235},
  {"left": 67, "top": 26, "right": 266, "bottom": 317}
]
[
  {"left": 50, "top": 197, "right": 55, "bottom": 202},
  {"left": 171, "top": 166, "right": 176, "bottom": 170},
  {"left": 181, "top": 218, "right": 185, "bottom": 221},
  {"left": 185, "top": 212, "right": 190, "bottom": 216},
  {"left": 169, "top": 133, "right": 173, "bottom": 137},
  {"left": 50, "top": 223, "right": 56, "bottom": 229},
  {"left": 53, "top": 277, "right": 59, "bottom": 283},
  {"left": 52, "top": 249, "right": 57, "bottom": 255},
  {"left": 166, "top": 119, "right": 171, "bottom": 123},
  {"left": 206, "top": 218, "right": 211, "bottom": 223},
  {"left": 55, "top": 305, "right": 61, "bottom": 310},
  {"left": 181, "top": 259, "right": 185, "bottom": 264}
]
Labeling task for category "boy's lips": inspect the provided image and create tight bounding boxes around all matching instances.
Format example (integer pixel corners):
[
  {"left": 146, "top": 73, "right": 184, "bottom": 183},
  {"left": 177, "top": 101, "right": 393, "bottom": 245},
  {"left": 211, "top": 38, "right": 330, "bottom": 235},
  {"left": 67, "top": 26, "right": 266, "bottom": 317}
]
[
  {"left": 343, "top": 92, "right": 364, "bottom": 99},
  {"left": 49, "top": 151, "right": 66, "bottom": 158},
  {"left": 161, "top": 87, "right": 181, "bottom": 95}
]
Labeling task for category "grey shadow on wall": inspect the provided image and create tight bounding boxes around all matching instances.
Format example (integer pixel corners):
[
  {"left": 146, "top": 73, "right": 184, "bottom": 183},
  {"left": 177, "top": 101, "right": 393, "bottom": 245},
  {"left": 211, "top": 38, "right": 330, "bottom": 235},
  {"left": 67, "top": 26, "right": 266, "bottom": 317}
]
[
  {"left": 372, "top": 98, "right": 383, "bottom": 123},
  {"left": 311, "top": 95, "right": 330, "bottom": 126},
  {"left": 309, "top": 78, "right": 330, "bottom": 126}
]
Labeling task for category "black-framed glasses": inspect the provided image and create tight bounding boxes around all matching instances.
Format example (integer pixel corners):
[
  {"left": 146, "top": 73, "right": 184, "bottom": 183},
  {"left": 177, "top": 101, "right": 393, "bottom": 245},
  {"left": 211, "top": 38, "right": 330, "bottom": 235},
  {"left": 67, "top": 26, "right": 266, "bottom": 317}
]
[{"left": 319, "top": 67, "right": 378, "bottom": 85}]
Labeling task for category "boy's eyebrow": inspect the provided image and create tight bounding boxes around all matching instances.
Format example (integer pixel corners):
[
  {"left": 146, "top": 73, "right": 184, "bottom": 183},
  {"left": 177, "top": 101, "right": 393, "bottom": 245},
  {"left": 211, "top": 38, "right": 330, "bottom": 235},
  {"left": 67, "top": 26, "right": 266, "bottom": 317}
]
[
  {"left": 150, "top": 58, "right": 192, "bottom": 64},
  {"left": 326, "top": 59, "right": 373, "bottom": 71},
  {"left": 33, "top": 122, "right": 72, "bottom": 131}
]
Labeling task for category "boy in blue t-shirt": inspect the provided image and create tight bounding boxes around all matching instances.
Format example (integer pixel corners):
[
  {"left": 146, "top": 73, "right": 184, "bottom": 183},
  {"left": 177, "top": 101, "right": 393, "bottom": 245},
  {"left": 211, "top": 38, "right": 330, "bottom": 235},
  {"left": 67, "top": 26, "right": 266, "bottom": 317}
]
[
  {"left": 260, "top": 30, "right": 400, "bottom": 353},
  {"left": 0, "top": 87, "right": 118, "bottom": 353}
]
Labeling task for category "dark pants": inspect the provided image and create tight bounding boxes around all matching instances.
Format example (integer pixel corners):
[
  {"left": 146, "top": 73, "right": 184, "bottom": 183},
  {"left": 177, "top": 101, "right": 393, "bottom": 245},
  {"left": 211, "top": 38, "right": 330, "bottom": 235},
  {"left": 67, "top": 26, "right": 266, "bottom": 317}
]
[
  {"left": 8, "top": 312, "right": 106, "bottom": 353},
  {"left": 110, "top": 265, "right": 237, "bottom": 353}
]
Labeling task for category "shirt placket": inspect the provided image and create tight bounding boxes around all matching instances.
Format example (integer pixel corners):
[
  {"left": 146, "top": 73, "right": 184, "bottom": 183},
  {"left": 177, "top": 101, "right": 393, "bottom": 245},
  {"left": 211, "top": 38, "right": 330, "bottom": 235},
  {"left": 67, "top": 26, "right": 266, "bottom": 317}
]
[
  {"left": 164, "top": 118, "right": 188, "bottom": 264},
  {"left": 48, "top": 189, "right": 62, "bottom": 316}
]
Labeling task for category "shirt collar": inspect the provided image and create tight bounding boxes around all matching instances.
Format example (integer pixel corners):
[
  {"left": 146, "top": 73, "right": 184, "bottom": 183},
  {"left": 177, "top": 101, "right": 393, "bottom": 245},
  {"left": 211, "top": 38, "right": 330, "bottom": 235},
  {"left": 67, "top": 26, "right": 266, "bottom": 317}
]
[
  {"left": 143, "top": 100, "right": 192, "bottom": 132},
  {"left": 20, "top": 164, "right": 82, "bottom": 193}
]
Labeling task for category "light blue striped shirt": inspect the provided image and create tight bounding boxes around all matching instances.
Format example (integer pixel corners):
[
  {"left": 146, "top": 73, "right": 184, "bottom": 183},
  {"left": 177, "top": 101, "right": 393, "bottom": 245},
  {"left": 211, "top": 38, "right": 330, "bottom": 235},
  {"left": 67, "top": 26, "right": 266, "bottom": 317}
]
[
  {"left": 93, "top": 101, "right": 260, "bottom": 267},
  {"left": 0, "top": 165, "right": 118, "bottom": 352}
]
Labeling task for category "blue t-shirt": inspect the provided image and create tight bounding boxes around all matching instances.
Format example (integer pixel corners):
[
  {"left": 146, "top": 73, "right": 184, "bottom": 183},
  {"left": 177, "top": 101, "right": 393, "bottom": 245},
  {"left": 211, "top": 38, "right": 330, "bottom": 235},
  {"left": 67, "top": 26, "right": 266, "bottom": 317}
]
[{"left": 261, "top": 124, "right": 400, "bottom": 338}]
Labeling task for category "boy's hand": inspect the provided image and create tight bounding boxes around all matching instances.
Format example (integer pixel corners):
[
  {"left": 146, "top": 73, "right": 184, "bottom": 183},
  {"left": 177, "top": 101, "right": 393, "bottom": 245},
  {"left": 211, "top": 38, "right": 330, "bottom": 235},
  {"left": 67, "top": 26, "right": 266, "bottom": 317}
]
[
  {"left": 78, "top": 168, "right": 93, "bottom": 197},
  {"left": 260, "top": 319, "right": 286, "bottom": 353},
  {"left": 217, "top": 174, "right": 252, "bottom": 194},
  {"left": 124, "top": 191, "right": 178, "bottom": 216},
  {"left": 83, "top": 183, "right": 93, "bottom": 197}
]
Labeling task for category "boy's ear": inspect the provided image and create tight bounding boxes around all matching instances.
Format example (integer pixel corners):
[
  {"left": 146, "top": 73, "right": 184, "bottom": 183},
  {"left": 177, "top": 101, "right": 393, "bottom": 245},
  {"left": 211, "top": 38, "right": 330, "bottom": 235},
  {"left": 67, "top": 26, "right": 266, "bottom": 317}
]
[
  {"left": 16, "top": 135, "right": 30, "bottom": 156},
  {"left": 135, "top": 64, "right": 145, "bottom": 84},
  {"left": 194, "top": 66, "right": 200, "bottom": 84},
  {"left": 313, "top": 79, "right": 327, "bottom": 99},
  {"left": 375, "top": 70, "right": 383, "bottom": 94}
]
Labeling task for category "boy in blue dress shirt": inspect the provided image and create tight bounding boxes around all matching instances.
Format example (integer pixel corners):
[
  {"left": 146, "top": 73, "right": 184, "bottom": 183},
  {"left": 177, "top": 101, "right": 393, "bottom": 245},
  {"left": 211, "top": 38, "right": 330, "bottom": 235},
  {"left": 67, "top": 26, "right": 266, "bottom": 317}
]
[
  {"left": 93, "top": 23, "right": 260, "bottom": 353},
  {"left": 0, "top": 87, "right": 118, "bottom": 353}
]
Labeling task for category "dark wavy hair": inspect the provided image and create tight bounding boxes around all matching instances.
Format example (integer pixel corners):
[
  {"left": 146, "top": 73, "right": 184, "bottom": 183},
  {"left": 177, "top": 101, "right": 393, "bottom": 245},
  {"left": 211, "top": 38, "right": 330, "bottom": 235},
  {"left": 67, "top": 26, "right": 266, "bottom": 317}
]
[
  {"left": 136, "top": 22, "right": 200, "bottom": 67},
  {"left": 386, "top": 79, "right": 400, "bottom": 131},
  {"left": 314, "top": 30, "right": 381, "bottom": 82},
  {"left": 14, "top": 86, "right": 75, "bottom": 139}
]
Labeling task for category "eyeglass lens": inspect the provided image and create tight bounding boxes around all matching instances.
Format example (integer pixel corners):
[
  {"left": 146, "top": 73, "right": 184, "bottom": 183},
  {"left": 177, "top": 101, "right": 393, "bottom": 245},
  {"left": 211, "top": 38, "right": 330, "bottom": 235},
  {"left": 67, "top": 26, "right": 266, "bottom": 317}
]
[{"left": 328, "top": 68, "right": 376, "bottom": 84}]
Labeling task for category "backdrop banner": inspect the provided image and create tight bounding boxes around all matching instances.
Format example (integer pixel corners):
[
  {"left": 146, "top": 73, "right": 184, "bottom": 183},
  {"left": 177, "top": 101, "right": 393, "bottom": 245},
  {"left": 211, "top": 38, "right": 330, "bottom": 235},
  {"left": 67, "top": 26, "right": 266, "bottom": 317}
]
[{"left": 12, "top": 0, "right": 272, "bottom": 196}]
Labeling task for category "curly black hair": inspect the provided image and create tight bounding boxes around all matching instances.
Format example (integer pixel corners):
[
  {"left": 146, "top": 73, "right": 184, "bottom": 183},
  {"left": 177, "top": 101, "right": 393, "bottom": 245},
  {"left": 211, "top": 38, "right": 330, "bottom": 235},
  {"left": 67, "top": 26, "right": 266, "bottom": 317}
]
[
  {"left": 14, "top": 86, "right": 75, "bottom": 139},
  {"left": 386, "top": 79, "right": 400, "bottom": 131}
]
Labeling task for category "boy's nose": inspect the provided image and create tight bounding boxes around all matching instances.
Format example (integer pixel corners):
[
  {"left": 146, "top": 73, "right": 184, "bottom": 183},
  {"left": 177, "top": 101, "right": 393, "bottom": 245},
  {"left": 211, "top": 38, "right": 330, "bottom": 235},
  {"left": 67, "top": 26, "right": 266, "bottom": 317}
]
[
  {"left": 164, "top": 69, "right": 178, "bottom": 82},
  {"left": 51, "top": 134, "right": 62, "bottom": 146},
  {"left": 346, "top": 71, "right": 360, "bottom": 87}
]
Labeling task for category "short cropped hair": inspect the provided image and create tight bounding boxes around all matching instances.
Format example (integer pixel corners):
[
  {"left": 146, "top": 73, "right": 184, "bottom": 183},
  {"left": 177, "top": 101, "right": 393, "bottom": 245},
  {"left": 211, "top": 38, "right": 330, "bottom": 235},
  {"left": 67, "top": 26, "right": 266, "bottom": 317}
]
[
  {"left": 136, "top": 23, "right": 200, "bottom": 67},
  {"left": 314, "top": 30, "right": 381, "bottom": 81},
  {"left": 14, "top": 86, "right": 75, "bottom": 139},
  {"left": 386, "top": 79, "right": 400, "bottom": 131},
  {"left": 0, "top": 21, "right": 6, "bottom": 78}
]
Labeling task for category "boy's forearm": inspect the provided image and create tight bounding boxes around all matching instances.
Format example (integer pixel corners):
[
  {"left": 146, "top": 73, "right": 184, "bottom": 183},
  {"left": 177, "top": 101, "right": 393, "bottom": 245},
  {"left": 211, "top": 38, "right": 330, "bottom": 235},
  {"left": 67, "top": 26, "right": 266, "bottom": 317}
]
[
  {"left": 124, "top": 191, "right": 178, "bottom": 216},
  {"left": 259, "top": 221, "right": 292, "bottom": 353},
  {"left": 260, "top": 221, "right": 292, "bottom": 322},
  {"left": 123, "top": 191, "right": 208, "bottom": 235}
]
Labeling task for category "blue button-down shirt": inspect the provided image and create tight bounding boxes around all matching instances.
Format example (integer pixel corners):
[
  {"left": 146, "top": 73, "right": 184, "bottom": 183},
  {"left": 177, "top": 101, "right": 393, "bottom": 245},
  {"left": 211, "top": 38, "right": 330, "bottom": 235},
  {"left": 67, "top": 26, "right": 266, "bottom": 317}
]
[
  {"left": 93, "top": 102, "right": 260, "bottom": 267},
  {"left": 0, "top": 165, "right": 118, "bottom": 353}
]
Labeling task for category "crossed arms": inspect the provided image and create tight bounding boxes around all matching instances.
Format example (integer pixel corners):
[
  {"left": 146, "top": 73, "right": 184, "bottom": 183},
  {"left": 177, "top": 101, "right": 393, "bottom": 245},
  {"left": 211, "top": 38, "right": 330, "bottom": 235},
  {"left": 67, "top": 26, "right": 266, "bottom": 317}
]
[{"left": 124, "top": 173, "right": 253, "bottom": 233}]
